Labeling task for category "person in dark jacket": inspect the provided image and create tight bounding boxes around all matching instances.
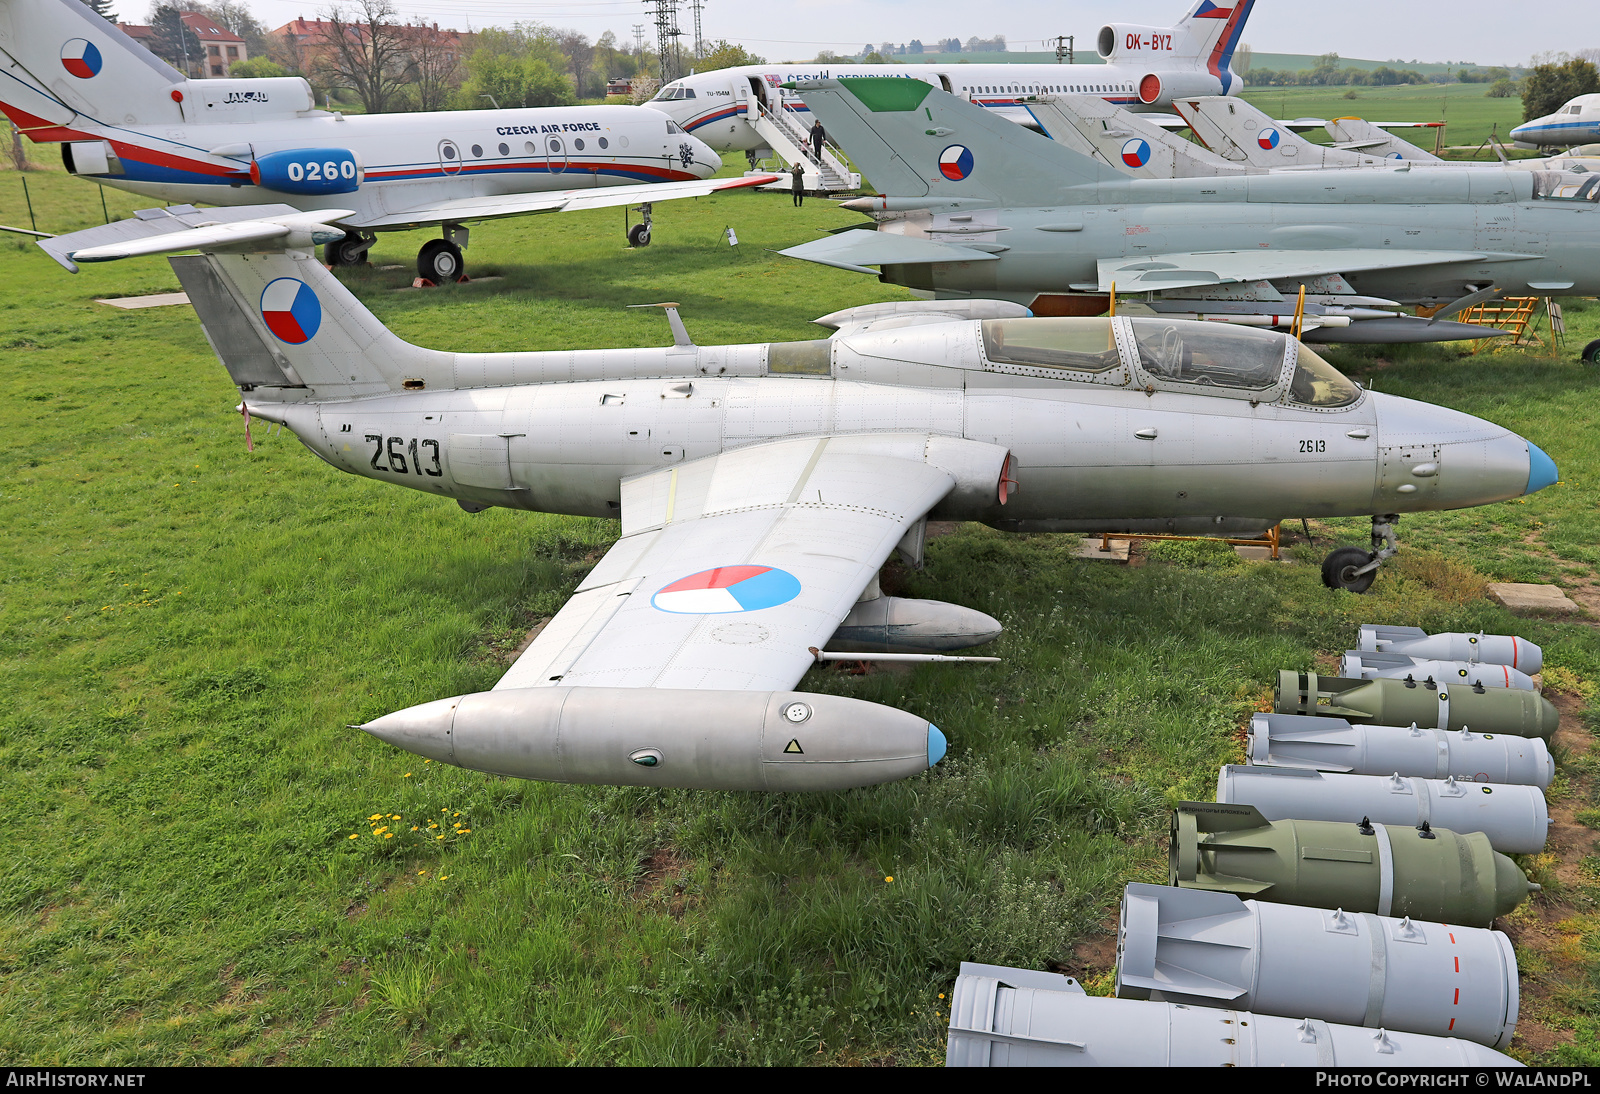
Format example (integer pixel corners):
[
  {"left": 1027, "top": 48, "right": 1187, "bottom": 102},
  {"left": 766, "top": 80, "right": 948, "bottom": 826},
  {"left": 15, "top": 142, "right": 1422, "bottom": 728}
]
[
  {"left": 790, "top": 160, "right": 805, "bottom": 207},
  {"left": 810, "top": 119, "right": 826, "bottom": 161}
]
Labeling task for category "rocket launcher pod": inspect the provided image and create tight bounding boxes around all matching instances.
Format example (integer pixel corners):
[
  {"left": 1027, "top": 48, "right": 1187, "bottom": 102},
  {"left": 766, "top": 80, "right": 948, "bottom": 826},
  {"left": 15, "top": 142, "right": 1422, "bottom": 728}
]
[
  {"left": 1358, "top": 625, "right": 1541, "bottom": 674},
  {"left": 947, "top": 962, "right": 1521, "bottom": 1067},
  {"left": 1216, "top": 764, "right": 1550, "bottom": 854},
  {"left": 1169, "top": 802, "right": 1538, "bottom": 928},
  {"left": 359, "top": 686, "right": 945, "bottom": 791},
  {"left": 1248, "top": 712, "right": 1554, "bottom": 788},
  {"left": 1338, "top": 652, "right": 1537, "bottom": 692},
  {"left": 1276, "top": 670, "right": 1559, "bottom": 740},
  {"left": 1114, "top": 883, "right": 1520, "bottom": 1049}
]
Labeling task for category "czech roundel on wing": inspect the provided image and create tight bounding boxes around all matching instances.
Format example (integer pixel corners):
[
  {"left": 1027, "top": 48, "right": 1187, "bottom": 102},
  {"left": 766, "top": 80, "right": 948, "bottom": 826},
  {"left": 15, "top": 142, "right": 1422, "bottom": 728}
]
[
  {"left": 1257, "top": 127, "right": 1281, "bottom": 150},
  {"left": 60, "top": 38, "right": 102, "bottom": 79},
  {"left": 259, "top": 278, "right": 322, "bottom": 344},
  {"left": 1121, "top": 138, "right": 1152, "bottom": 169},
  {"left": 651, "top": 566, "right": 802, "bottom": 614},
  {"left": 938, "top": 144, "right": 974, "bottom": 181}
]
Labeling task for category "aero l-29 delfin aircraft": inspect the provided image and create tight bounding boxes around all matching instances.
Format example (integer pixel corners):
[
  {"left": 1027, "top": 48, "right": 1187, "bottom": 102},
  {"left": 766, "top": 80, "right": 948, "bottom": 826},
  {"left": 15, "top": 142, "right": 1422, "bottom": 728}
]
[
  {"left": 0, "top": 0, "right": 768, "bottom": 282},
  {"left": 47, "top": 213, "right": 1558, "bottom": 791},
  {"left": 780, "top": 79, "right": 1600, "bottom": 345}
]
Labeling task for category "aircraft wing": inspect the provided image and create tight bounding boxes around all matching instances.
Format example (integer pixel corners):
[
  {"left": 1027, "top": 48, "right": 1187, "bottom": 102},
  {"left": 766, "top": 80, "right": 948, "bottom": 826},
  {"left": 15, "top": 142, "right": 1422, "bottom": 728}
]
[
  {"left": 1094, "top": 249, "right": 1499, "bottom": 293},
  {"left": 778, "top": 230, "right": 1001, "bottom": 275},
  {"left": 345, "top": 173, "right": 780, "bottom": 230},
  {"left": 36, "top": 203, "right": 352, "bottom": 273},
  {"left": 495, "top": 433, "right": 1005, "bottom": 692}
]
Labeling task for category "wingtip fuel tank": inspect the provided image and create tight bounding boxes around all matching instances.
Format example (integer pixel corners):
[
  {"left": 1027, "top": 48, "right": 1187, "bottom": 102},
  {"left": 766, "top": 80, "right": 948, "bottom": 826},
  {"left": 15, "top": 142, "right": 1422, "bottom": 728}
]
[{"left": 361, "top": 686, "right": 945, "bottom": 791}]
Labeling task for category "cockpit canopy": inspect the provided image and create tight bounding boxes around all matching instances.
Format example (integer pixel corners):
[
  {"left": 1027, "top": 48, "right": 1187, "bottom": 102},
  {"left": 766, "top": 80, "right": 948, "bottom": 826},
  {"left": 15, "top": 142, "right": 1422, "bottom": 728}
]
[
  {"left": 652, "top": 84, "right": 697, "bottom": 100},
  {"left": 1532, "top": 170, "right": 1600, "bottom": 202},
  {"left": 978, "top": 316, "right": 1360, "bottom": 408}
]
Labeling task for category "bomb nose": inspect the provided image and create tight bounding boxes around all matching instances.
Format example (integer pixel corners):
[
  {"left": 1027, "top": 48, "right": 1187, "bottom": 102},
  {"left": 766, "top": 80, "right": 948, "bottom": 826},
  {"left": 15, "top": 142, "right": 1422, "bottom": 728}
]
[{"left": 357, "top": 696, "right": 459, "bottom": 763}]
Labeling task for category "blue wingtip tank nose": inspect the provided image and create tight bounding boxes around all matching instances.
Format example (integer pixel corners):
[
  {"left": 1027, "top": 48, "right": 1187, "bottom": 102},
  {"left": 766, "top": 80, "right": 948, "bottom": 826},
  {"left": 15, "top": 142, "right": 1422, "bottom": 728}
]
[
  {"left": 928, "top": 724, "right": 947, "bottom": 768},
  {"left": 1527, "top": 441, "right": 1559, "bottom": 495}
]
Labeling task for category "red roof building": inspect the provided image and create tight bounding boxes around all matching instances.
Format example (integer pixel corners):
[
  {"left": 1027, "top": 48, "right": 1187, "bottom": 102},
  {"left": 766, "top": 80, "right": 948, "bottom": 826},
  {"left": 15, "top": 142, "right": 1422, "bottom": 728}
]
[{"left": 119, "top": 12, "right": 247, "bottom": 78}]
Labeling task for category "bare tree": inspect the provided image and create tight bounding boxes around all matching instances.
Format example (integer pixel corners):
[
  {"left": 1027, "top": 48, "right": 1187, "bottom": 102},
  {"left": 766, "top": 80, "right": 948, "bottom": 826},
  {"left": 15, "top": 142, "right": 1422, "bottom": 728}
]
[
  {"left": 402, "top": 22, "right": 463, "bottom": 112},
  {"left": 555, "top": 29, "right": 593, "bottom": 97},
  {"left": 317, "top": 0, "right": 408, "bottom": 113}
]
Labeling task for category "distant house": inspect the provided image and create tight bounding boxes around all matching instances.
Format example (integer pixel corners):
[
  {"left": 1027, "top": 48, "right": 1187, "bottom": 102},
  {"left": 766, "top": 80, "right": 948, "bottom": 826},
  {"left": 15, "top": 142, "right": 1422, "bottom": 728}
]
[
  {"left": 119, "top": 11, "right": 247, "bottom": 78},
  {"left": 606, "top": 77, "right": 632, "bottom": 96},
  {"left": 268, "top": 16, "right": 465, "bottom": 75}
]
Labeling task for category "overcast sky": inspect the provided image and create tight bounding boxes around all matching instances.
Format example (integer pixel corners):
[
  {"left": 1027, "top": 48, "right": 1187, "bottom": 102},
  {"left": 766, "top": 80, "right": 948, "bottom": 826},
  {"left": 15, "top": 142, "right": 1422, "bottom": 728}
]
[{"left": 210, "top": 0, "right": 1588, "bottom": 69}]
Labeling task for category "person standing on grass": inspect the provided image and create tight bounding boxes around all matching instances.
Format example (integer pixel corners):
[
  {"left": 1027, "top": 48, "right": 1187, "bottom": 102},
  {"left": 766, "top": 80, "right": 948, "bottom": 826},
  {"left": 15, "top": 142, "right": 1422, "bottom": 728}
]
[
  {"left": 790, "top": 160, "right": 805, "bottom": 207},
  {"left": 810, "top": 119, "right": 826, "bottom": 162}
]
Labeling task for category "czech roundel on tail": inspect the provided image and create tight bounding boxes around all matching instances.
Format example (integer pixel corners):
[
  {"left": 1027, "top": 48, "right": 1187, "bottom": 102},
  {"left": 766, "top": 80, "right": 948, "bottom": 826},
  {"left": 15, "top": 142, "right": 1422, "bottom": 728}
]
[
  {"left": 39, "top": 207, "right": 1561, "bottom": 791},
  {"left": 0, "top": 0, "right": 775, "bottom": 280}
]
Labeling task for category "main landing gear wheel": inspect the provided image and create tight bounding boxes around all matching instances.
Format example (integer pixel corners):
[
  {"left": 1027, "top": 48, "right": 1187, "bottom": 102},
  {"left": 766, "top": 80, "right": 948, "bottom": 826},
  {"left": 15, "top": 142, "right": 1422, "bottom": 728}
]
[
  {"left": 1581, "top": 338, "right": 1600, "bottom": 364},
  {"left": 417, "top": 239, "right": 464, "bottom": 283},
  {"left": 1322, "top": 546, "right": 1378, "bottom": 593},
  {"left": 325, "top": 233, "right": 374, "bottom": 267},
  {"left": 627, "top": 222, "right": 652, "bottom": 247}
]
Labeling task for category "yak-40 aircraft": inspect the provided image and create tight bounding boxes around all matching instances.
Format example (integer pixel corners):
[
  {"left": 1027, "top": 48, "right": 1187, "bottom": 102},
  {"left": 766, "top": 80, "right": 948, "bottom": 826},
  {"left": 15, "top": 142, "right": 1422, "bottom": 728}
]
[
  {"left": 648, "top": 0, "right": 1255, "bottom": 154},
  {"left": 780, "top": 78, "right": 1600, "bottom": 348},
  {"left": 45, "top": 212, "right": 1558, "bottom": 792},
  {"left": 0, "top": 0, "right": 766, "bottom": 282}
]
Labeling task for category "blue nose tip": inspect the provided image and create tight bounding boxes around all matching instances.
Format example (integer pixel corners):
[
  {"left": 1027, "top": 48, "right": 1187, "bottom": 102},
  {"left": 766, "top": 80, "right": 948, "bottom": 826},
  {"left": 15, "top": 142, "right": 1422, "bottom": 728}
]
[
  {"left": 1526, "top": 442, "right": 1558, "bottom": 495},
  {"left": 927, "top": 724, "right": 947, "bottom": 768}
]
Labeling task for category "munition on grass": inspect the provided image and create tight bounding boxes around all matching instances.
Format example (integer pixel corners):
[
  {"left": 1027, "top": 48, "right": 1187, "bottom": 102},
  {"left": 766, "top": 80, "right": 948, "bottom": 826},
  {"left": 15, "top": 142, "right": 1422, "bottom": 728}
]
[
  {"left": 1168, "top": 802, "right": 1537, "bottom": 928},
  {"left": 1248, "top": 712, "right": 1553, "bottom": 788},
  {"left": 1276, "top": 670, "right": 1559, "bottom": 740}
]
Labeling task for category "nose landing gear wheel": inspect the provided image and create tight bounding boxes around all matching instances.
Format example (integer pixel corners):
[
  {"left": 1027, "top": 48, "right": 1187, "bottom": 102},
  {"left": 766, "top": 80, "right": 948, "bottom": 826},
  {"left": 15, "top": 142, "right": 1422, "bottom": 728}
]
[
  {"left": 418, "top": 239, "right": 464, "bottom": 283},
  {"left": 325, "top": 233, "right": 374, "bottom": 267},
  {"left": 1322, "top": 546, "right": 1378, "bottom": 593},
  {"left": 627, "top": 222, "right": 652, "bottom": 247},
  {"left": 1581, "top": 338, "right": 1600, "bottom": 364}
]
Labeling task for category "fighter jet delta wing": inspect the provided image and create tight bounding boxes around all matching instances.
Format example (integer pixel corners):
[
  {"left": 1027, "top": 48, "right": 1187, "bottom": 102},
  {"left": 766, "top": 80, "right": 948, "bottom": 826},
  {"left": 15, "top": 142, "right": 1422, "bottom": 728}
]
[{"left": 1094, "top": 249, "right": 1492, "bottom": 294}]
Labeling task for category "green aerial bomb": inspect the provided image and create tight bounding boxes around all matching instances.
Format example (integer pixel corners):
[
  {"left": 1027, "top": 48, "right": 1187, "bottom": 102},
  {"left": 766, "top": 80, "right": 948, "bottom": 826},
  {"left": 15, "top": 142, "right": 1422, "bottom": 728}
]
[
  {"left": 1169, "top": 802, "right": 1538, "bottom": 928},
  {"left": 1276, "top": 670, "right": 1559, "bottom": 741}
]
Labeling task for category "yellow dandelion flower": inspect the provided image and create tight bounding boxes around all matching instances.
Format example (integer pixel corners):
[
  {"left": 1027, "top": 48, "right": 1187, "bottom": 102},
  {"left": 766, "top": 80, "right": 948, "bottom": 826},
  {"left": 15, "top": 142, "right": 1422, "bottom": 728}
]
[
  {"left": 411, "top": 826, "right": 418, "bottom": 832},
  {"left": 460, "top": 829, "right": 471, "bottom": 834},
  {"left": 453, "top": 812, "right": 460, "bottom": 817},
  {"left": 885, "top": 876, "right": 894, "bottom": 883},
  {"left": 384, "top": 833, "right": 394, "bottom": 839},
  {"left": 439, "top": 875, "right": 449, "bottom": 880},
  {"left": 938, "top": 993, "right": 946, "bottom": 1000},
  {"left": 418, "top": 870, "right": 426, "bottom": 876},
  {"left": 436, "top": 834, "right": 445, "bottom": 840},
  {"left": 424, "top": 759, "right": 432, "bottom": 763},
  {"left": 403, "top": 773, "right": 413, "bottom": 778},
  {"left": 369, "top": 814, "right": 383, "bottom": 821},
  {"left": 348, "top": 834, "right": 358, "bottom": 840}
]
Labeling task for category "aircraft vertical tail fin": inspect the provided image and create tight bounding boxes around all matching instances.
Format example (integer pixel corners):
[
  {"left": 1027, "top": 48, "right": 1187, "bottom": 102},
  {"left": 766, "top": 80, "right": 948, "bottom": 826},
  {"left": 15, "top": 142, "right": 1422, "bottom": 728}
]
[
  {"left": 794, "top": 78, "right": 1123, "bottom": 204},
  {"left": 1097, "top": 0, "right": 1254, "bottom": 83},
  {"left": 0, "top": 0, "right": 186, "bottom": 139},
  {"left": 169, "top": 250, "right": 449, "bottom": 399},
  {"left": 1175, "top": 96, "right": 1357, "bottom": 168}
]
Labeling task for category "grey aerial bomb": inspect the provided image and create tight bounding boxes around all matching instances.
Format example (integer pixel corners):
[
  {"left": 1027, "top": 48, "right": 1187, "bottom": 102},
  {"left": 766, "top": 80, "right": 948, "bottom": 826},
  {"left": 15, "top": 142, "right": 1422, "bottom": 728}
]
[
  {"left": 947, "top": 962, "right": 1521, "bottom": 1066},
  {"left": 1278, "top": 670, "right": 1559, "bottom": 739},
  {"left": 42, "top": 211, "right": 1559, "bottom": 790},
  {"left": 1339, "top": 652, "right": 1537, "bottom": 691},
  {"left": 1170, "top": 802, "right": 1537, "bottom": 927},
  {"left": 1215, "top": 765, "right": 1550, "bottom": 854},
  {"left": 1248, "top": 713, "right": 1554, "bottom": 788},
  {"left": 1115, "top": 884, "right": 1519, "bottom": 1048},
  {"left": 1358, "top": 624, "right": 1542, "bottom": 674}
]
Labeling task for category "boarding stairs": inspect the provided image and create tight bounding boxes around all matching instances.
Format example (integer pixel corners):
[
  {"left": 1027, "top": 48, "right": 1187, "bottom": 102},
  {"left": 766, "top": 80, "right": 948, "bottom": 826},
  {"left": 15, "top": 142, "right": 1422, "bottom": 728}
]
[{"left": 739, "top": 87, "right": 860, "bottom": 194}]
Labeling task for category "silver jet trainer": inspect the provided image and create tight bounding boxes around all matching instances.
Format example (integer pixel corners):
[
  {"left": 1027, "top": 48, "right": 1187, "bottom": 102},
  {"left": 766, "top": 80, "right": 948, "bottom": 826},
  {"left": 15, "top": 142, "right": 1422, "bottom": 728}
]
[
  {"left": 52, "top": 219, "right": 1558, "bottom": 791},
  {"left": 781, "top": 78, "right": 1600, "bottom": 345}
]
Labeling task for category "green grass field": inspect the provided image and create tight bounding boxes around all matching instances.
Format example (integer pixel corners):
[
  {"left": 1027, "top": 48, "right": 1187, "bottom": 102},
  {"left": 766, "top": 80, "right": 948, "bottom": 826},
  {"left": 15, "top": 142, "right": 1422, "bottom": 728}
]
[{"left": 1, "top": 164, "right": 1598, "bottom": 1064}]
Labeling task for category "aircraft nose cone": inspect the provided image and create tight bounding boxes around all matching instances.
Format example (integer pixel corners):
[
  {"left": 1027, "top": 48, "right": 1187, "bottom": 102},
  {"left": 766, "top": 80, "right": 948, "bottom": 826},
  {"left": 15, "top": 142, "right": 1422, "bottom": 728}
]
[
  {"left": 1526, "top": 441, "right": 1559, "bottom": 495},
  {"left": 927, "top": 724, "right": 947, "bottom": 768},
  {"left": 357, "top": 695, "right": 459, "bottom": 763},
  {"left": 697, "top": 142, "right": 722, "bottom": 175}
]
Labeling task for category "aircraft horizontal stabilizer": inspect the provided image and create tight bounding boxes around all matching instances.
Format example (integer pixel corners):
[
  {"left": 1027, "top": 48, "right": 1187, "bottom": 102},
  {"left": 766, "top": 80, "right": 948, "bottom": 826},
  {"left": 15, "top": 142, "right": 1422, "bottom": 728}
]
[
  {"left": 348, "top": 174, "right": 779, "bottom": 230},
  {"left": 39, "top": 204, "right": 354, "bottom": 272},
  {"left": 779, "top": 230, "right": 1001, "bottom": 275},
  {"left": 1095, "top": 249, "right": 1500, "bottom": 293}
]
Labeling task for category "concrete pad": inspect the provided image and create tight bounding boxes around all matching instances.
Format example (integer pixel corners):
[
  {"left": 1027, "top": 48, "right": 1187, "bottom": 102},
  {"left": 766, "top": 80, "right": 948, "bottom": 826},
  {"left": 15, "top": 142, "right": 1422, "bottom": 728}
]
[
  {"left": 96, "top": 292, "right": 190, "bottom": 309},
  {"left": 1077, "top": 537, "right": 1130, "bottom": 562},
  {"left": 1487, "top": 582, "right": 1581, "bottom": 614},
  {"left": 1234, "top": 545, "right": 1278, "bottom": 561}
]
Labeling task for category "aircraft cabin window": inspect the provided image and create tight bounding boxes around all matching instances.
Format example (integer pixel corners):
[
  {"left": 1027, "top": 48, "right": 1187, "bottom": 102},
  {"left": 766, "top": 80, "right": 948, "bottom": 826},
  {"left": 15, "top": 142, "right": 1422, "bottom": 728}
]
[
  {"left": 981, "top": 318, "right": 1122, "bottom": 373},
  {"left": 1288, "top": 344, "right": 1361, "bottom": 408},
  {"left": 667, "top": 121, "right": 683, "bottom": 133},
  {"left": 498, "top": 143, "right": 509, "bottom": 156},
  {"left": 471, "top": 144, "right": 483, "bottom": 157},
  {"left": 549, "top": 138, "right": 563, "bottom": 153},
  {"left": 599, "top": 137, "right": 609, "bottom": 149},
  {"left": 442, "top": 145, "right": 457, "bottom": 160},
  {"left": 575, "top": 138, "right": 585, "bottom": 150},
  {"left": 525, "top": 141, "right": 537, "bottom": 155},
  {"left": 1130, "top": 319, "right": 1285, "bottom": 390},
  {"left": 682, "top": 88, "right": 696, "bottom": 98},
  {"left": 767, "top": 340, "right": 832, "bottom": 375}
]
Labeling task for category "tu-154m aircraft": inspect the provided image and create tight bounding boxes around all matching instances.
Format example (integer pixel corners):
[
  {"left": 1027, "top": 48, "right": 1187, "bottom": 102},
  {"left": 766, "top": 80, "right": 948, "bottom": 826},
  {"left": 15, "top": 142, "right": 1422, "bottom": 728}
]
[
  {"left": 1, "top": 0, "right": 769, "bottom": 282},
  {"left": 779, "top": 79, "right": 1600, "bottom": 345},
  {"left": 44, "top": 211, "right": 1557, "bottom": 791}
]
